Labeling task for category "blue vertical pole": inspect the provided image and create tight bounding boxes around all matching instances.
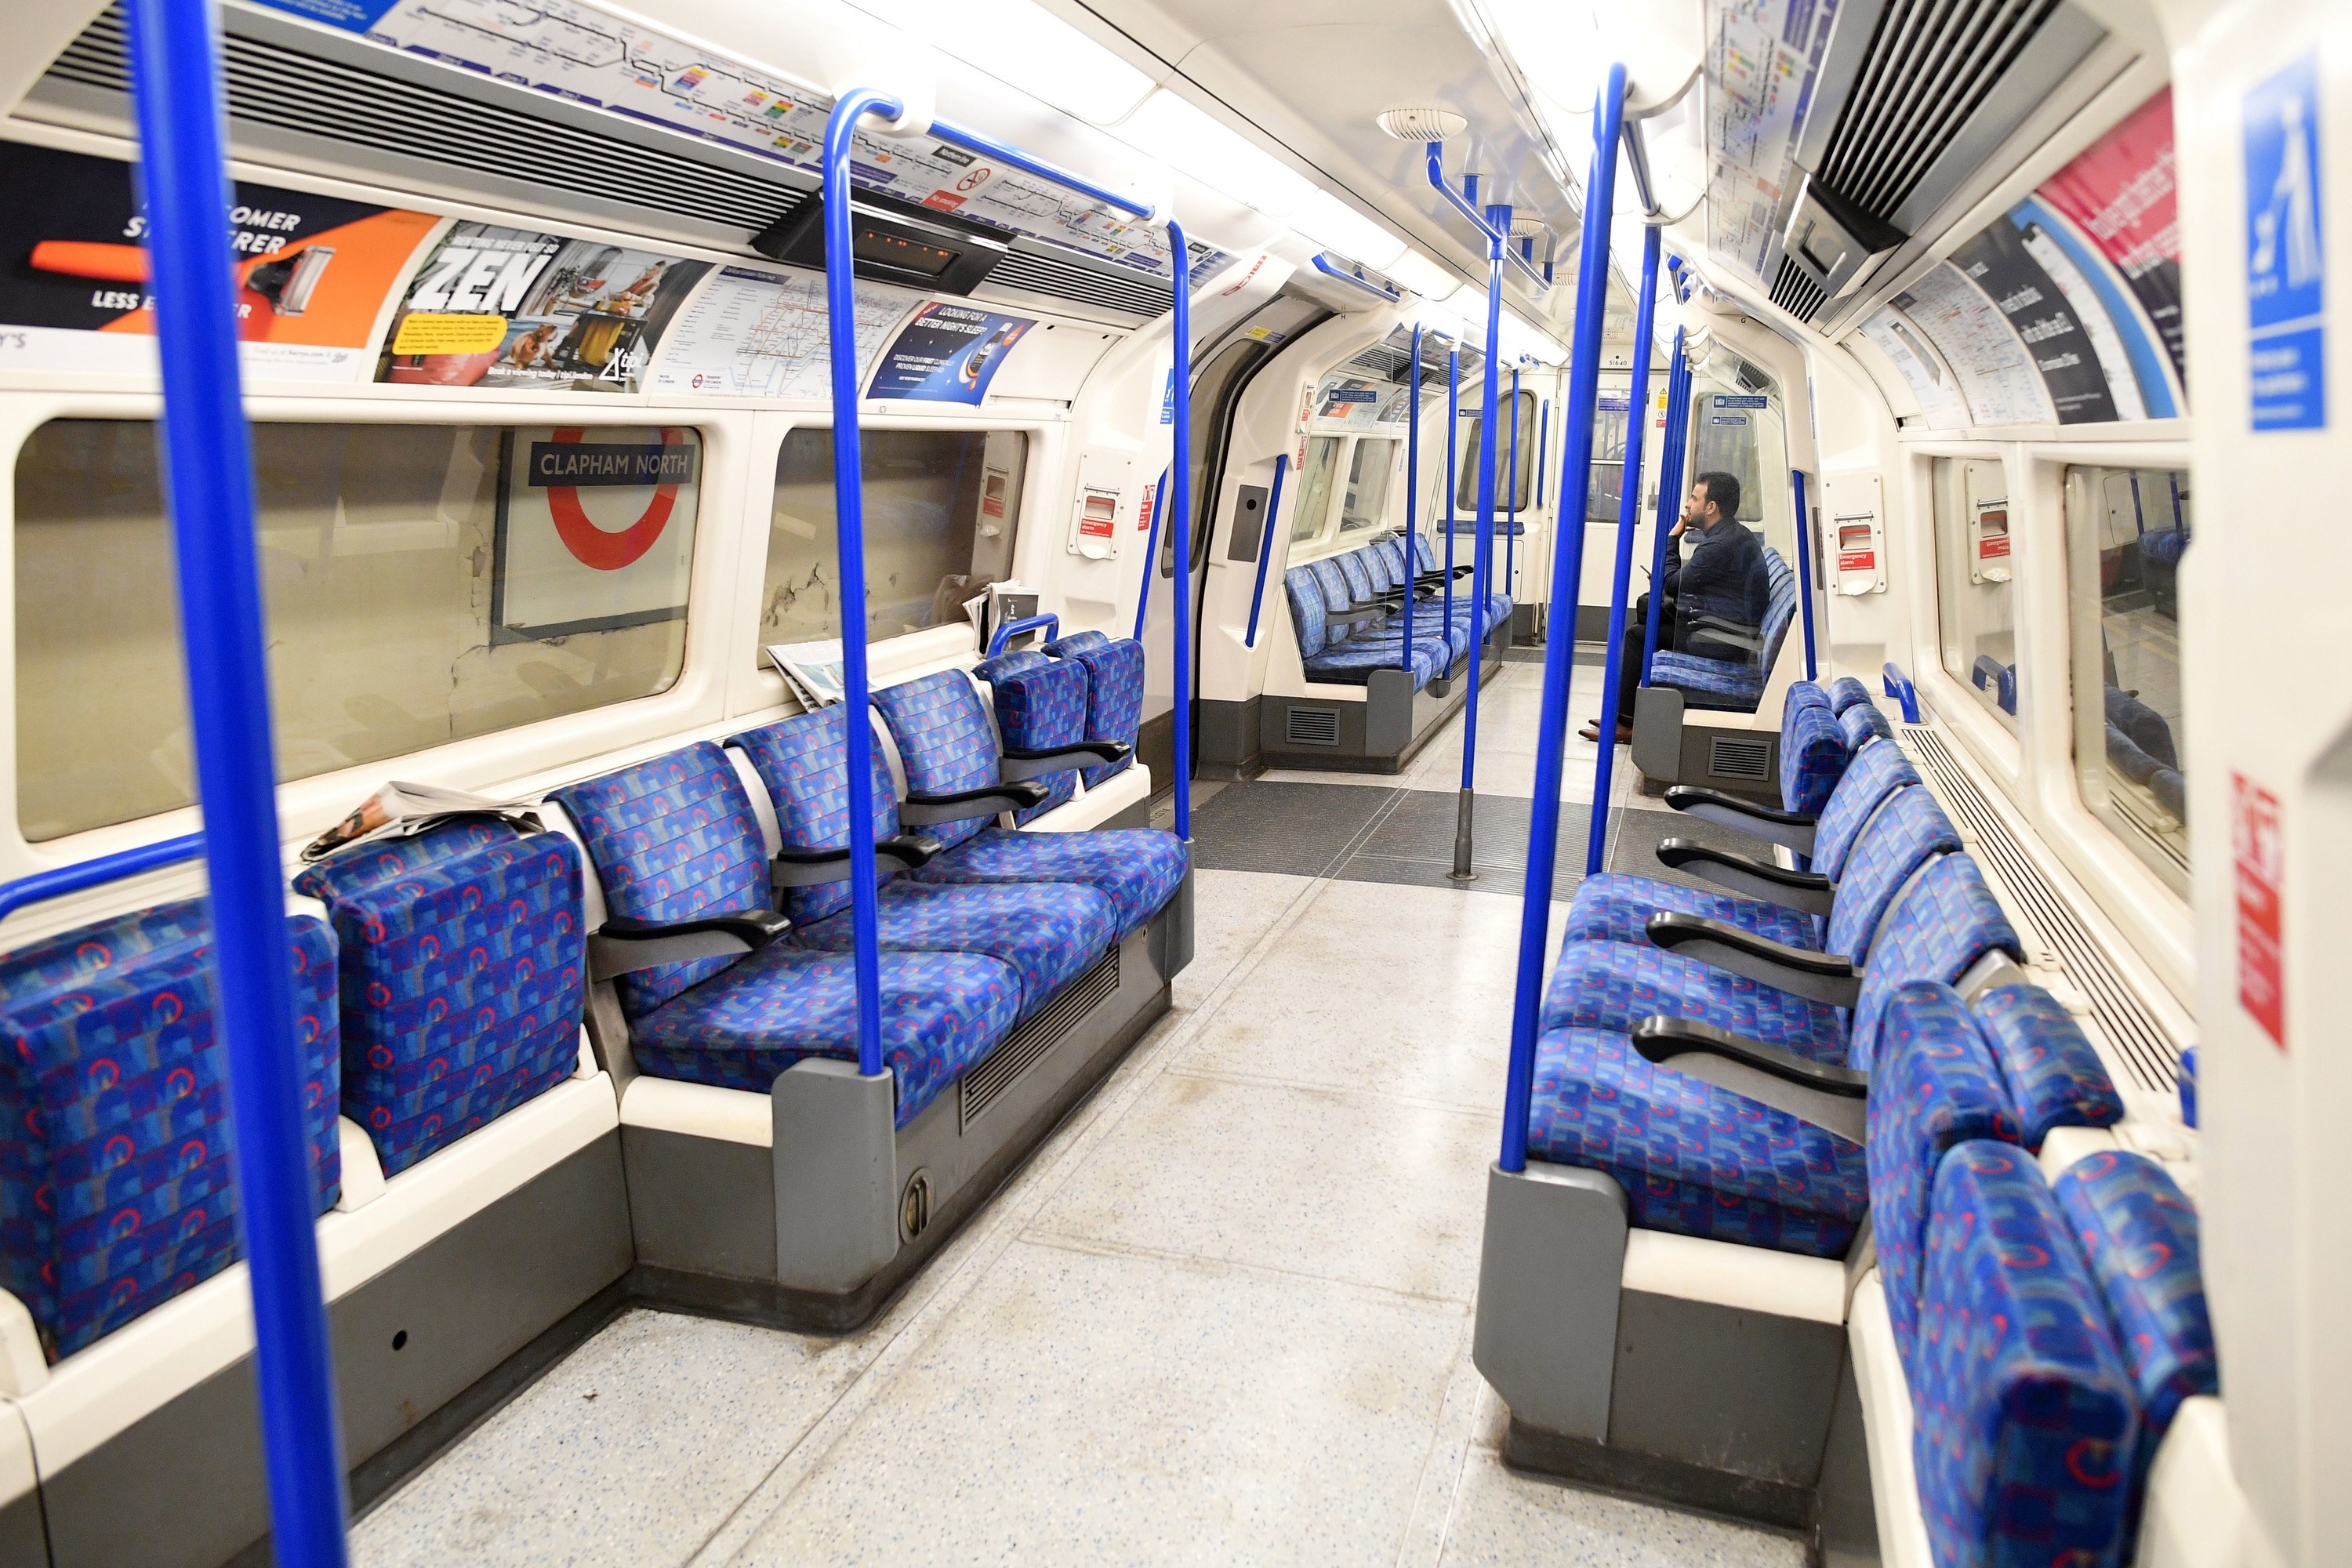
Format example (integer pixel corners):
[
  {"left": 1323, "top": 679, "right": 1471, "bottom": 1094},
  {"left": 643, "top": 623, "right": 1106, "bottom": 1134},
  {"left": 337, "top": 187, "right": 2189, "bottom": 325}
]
[
  {"left": 1242, "top": 452, "right": 1288, "bottom": 647},
  {"left": 1536, "top": 397, "right": 1550, "bottom": 509},
  {"left": 1584, "top": 223, "right": 1662, "bottom": 873},
  {"left": 822, "top": 90, "right": 899, "bottom": 1080},
  {"left": 1499, "top": 65, "right": 1624, "bottom": 1174},
  {"left": 1504, "top": 367, "right": 1520, "bottom": 599},
  {"left": 1791, "top": 468, "right": 1819, "bottom": 680},
  {"left": 1132, "top": 464, "right": 1169, "bottom": 639},
  {"left": 1450, "top": 205, "right": 1508, "bottom": 880},
  {"left": 1167, "top": 220, "right": 1194, "bottom": 841},
  {"left": 1401, "top": 325, "right": 1420, "bottom": 670},
  {"left": 1640, "top": 332, "right": 1690, "bottom": 683},
  {"left": 128, "top": 2, "right": 350, "bottom": 1560},
  {"left": 1443, "top": 347, "right": 1460, "bottom": 638}
]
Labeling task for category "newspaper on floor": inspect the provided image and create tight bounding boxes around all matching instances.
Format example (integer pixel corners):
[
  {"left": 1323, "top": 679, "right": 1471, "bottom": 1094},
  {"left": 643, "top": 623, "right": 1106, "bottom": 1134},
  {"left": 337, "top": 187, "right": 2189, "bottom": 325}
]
[{"left": 302, "top": 780, "right": 546, "bottom": 862}]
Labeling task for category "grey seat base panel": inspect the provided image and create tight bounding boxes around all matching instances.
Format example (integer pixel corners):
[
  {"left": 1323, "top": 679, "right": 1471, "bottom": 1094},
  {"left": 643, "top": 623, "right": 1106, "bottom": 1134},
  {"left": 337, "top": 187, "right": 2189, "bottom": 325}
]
[
  {"left": 1632, "top": 684, "right": 1786, "bottom": 804},
  {"left": 1472, "top": 1159, "right": 1875, "bottom": 1542},
  {"left": 1257, "top": 625, "right": 1511, "bottom": 774}
]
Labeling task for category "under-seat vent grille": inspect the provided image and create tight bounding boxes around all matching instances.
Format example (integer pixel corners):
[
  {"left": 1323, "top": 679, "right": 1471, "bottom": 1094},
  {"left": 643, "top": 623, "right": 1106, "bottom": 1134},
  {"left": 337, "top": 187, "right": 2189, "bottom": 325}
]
[
  {"left": 960, "top": 944, "right": 1121, "bottom": 1131},
  {"left": 1708, "top": 736, "right": 1773, "bottom": 780},
  {"left": 1769, "top": 257, "right": 1828, "bottom": 324},
  {"left": 1285, "top": 706, "right": 1342, "bottom": 747},
  {"left": 1905, "top": 728, "right": 2180, "bottom": 1094}
]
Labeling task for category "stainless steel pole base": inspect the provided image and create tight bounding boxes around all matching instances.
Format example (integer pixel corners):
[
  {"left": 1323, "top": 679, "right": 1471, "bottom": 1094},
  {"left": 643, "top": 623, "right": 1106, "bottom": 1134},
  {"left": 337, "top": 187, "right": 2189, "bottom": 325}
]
[{"left": 1449, "top": 787, "right": 1478, "bottom": 882}]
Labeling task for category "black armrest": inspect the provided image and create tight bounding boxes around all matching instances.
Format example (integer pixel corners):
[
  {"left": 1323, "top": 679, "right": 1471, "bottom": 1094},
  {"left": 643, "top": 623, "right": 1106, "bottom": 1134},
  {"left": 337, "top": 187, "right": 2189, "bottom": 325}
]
[
  {"left": 999, "top": 742, "right": 1129, "bottom": 783},
  {"left": 1646, "top": 912, "right": 1861, "bottom": 1007},
  {"left": 1655, "top": 839, "right": 1835, "bottom": 915},
  {"left": 1631, "top": 1016, "right": 1867, "bottom": 1142},
  {"left": 900, "top": 781, "right": 1049, "bottom": 825},
  {"left": 1662, "top": 784, "right": 1818, "bottom": 854},
  {"left": 589, "top": 907, "right": 789, "bottom": 982},
  {"left": 1685, "top": 630, "right": 1759, "bottom": 662},
  {"left": 771, "top": 832, "right": 942, "bottom": 887},
  {"left": 1326, "top": 605, "right": 1391, "bottom": 627}
]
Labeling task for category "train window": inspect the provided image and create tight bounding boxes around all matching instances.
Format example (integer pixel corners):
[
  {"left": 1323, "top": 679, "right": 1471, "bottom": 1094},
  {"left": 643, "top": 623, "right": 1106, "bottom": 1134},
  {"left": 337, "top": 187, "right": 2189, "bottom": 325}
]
[
  {"left": 1339, "top": 438, "right": 1398, "bottom": 532},
  {"left": 2065, "top": 465, "right": 2190, "bottom": 895},
  {"left": 1931, "top": 456, "right": 2019, "bottom": 733},
  {"left": 13, "top": 419, "right": 697, "bottom": 841},
  {"left": 1587, "top": 394, "right": 1630, "bottom": 524},
  {"left": 1686, "top": 358, "right": 1795, "bottom": 554},
  {"left": 1452, "top": 389, "right": 1537, "bottom": 512},
  {"left": 762, "top": 426, "right": 1025, "bottom": 650},
  {"left": 1290, "top": 435, "right": 1342, "bottom": 544}
]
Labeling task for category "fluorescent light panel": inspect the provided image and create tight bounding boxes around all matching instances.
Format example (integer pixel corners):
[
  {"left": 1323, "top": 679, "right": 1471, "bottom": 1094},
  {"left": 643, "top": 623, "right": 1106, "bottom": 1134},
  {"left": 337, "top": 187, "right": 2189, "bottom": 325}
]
[
  {"left": 867, "top": 0, "right": 1155, "bottom": 125},
  {"left": 1293, "top": 191, "right": 1407, "bottom": 269},
  {"left": 1118, "top": 90, "right": 1316, "bottom": 217}
]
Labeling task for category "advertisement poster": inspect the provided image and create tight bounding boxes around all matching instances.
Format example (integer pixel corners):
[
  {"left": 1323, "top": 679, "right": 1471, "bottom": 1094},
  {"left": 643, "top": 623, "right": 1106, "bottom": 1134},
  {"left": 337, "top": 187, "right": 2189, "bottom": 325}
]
[
  {"left": 2038, "top": 89, "right": 2187, "bottom": 390},
  {"left": 495, "top": 426, "right": 700, "bottom": 639},
  {"left": 1947, "top": 220, "right": 2118, "bottom": 423},
  {"left": 867, "top": 303, "right": 1034, "bottom": 403},
  {"left": 379, "top": 223, "right": 709, "bottom": 393},
  {"left": 0, "top": 141, "right": 436, "bottom": 380},
  {"left": 645, "top": 266, "right": 912, "bottom": 398}
]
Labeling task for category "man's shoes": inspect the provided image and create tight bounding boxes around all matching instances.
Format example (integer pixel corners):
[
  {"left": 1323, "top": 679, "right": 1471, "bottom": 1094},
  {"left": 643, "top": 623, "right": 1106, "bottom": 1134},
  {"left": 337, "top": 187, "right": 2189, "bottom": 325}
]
[{"left": 1577, "top": 720, "right": 1635, "bottom": 745}]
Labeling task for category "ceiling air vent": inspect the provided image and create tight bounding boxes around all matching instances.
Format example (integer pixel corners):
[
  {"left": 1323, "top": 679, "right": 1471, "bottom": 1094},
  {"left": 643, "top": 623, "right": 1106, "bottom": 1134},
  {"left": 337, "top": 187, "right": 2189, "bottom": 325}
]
[
  {"left": 1286, "top": 706, "right": 1342, "bottom": 747},
  {"left": 1769, "top": 257, "right": 1831, "bottom": 324}
]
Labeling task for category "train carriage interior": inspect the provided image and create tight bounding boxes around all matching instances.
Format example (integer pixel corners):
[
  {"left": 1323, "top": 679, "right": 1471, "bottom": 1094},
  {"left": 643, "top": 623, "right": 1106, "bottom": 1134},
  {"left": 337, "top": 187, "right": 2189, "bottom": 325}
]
[{"left": 0, "top": 0, "right": 2332, "bottom": 1562}]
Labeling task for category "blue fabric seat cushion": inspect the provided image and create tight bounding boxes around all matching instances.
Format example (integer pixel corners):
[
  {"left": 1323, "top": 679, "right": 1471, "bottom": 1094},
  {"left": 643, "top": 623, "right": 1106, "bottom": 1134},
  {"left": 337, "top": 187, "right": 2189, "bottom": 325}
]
[
  {"left": 1844, "top": 854, "right": 2021, "bottom": 1071},
  {"left": 1539, "top": 940, "right": 1846, "bottom": 1061},
  {"left": 792, "top": 879, "right": 1116, "bottom": 1017},
  {"left": 1838, "top": 702, "right": 1893, "bottom": 749},
  {"left": 1971, "top": 982, "right": 2123, "bottom": 1148},
  {"left": 1305, "top": 639, "right": 1444, "bottom": 688},
  {"left": 1782, "top": 700, "right": 1848, "bottom": 815},
  {"left": 909, "top": 826, "right": 1186, "bottom": 938},
  {"left": 1559, "top": 871, "right": 1821, "bottom": 951},
  {"left": 1529, "top": 1028, "right": 1867, "bottom": 1258},
  {"left": 1811, "top": 739, "right": 1922, "bottom": 880},
  {"left": 1787, "top": 680, "right": 1832, "bottom": 713},
  {"left": 296, "top": 823, "right": 587, "bottom": 1175},
  {"left": 631, "top": 944, "right": 1021, "bottom": 1127},
  {"left": 729, "top": 706, "right": 901, "bottom": 925},
  {"left": 1827, "top": 675, "right": 1872, "bottom": 713},
  {"left": 1820, "top": 786, "right": 1961, "bottom": 963},
  {"left": 1650, "top": 649, "right": 1763, "bottom": 703},
  {"left": 982, "top": 655, "right": 1089, "bottom": 825},
  {"left": 1047, "top": 635, "right": 1146, "bottom": 788},
  {"left": 871, "top": 670, "right": 1002, "bottom": 851},
  {"left": 1915, "top": 1141, "right": 2138, "bottom": 1568}
]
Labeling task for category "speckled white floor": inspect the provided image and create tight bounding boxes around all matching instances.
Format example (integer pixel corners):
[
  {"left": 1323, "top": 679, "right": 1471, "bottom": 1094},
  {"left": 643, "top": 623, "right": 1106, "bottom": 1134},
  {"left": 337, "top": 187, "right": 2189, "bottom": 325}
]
[{"left": 351, "top": 691, "right": 1798, "bottom": 1568}]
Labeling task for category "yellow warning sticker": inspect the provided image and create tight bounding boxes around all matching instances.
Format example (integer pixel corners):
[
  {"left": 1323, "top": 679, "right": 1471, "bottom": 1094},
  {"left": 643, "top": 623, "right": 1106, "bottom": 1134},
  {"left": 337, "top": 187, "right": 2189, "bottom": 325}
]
[{"left": 390, "top": 313, "right": 510, "bottom": 354}]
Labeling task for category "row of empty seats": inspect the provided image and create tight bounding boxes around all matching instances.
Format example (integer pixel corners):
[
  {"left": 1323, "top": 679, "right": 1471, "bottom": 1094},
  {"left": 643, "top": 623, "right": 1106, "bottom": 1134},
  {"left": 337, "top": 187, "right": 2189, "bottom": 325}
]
[{"left": 1283, "top": 532, "right": 1510, "bottom": 688}]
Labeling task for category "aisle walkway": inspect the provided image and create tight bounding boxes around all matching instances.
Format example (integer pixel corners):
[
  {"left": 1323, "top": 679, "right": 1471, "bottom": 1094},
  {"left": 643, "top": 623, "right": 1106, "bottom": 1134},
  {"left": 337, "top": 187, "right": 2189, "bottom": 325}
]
[{"left": 352, "top": 662, "right": 1803, "bottom": 1568}]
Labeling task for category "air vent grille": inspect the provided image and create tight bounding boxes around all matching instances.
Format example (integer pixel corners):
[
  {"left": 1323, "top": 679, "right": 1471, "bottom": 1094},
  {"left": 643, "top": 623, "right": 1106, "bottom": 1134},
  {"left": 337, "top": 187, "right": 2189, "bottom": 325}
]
[
  {"left": 1769, "top": 257, "right": 1828, "bottom": 323},
  {"left": 1286, "top": 706, "right": 1341, "bottom": 747},
  {"left": 985, "top": 249, "right": 1169, "bottom": 318},
  {"left": 1816, "top": 0, "right": 2064, "bottom": 220},
  {"left": 1708, "top": 736, "right": 1773, "bottom": 780},
  {"left": 960, "top": 944, "right": 1120, "bottom": 1130},
  {"left": 1905, "top": 729, "right": 2180, "bottom": 1094}
]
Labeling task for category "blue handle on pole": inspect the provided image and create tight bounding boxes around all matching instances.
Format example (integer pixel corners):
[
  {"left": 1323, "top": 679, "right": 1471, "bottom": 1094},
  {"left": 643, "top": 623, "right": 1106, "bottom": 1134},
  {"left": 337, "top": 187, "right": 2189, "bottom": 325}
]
[
  {"left": 1584, "top": 223, "right": 1664, "bottom": 875},
  {"left": 988, "top": 614, "right": 1061, "bottom": 658},
  {"left": 1243, "top": 452, "right": 1290, "bottom": 648},
  {"left": 1132, "top": 465, "right": 1170, "bottom": 641},
  {"left": 1499, "top": 65, "right": 1627, "bottom": 1175},
  {"left": 1167, "top": 219, "right": 1195, "bottom": 842},
  {"left": 0, "top": 833, "right": 205, "bottom": 926},
  {"left": 1791, "top": 469, "right": 1819, "bottom": 681},
  {"left": 129, "top": 2, "right": 352, "bottom": 1559},
  {"left": 1458, "top": 204, "right": 1508, "bottom": 796},
  {"left": 926, "top": 114, "right": 1159, "bottom": 220},
  {"left": 1639, "top": 332, "right": 1690, "bottom": 684},
  {"left": 1882, "top": 661, "right": 1920, "bottom": 723},
  {"left": 1310, "top": 254, "right": 1403, "bottom": 302}
]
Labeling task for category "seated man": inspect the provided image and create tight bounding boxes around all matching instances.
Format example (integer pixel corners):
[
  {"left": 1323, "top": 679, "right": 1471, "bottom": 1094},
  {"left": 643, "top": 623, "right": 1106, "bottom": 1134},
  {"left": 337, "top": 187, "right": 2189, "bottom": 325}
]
[{"left": 1583, "top": 470, "right": 1770, "bottom": 745}]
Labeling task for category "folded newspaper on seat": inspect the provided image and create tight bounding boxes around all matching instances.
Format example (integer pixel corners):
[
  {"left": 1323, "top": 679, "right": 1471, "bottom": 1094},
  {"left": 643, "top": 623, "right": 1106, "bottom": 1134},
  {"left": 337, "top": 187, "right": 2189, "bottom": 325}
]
[{"left": 302, "top": 780, "right": 546, "bottom": 862}]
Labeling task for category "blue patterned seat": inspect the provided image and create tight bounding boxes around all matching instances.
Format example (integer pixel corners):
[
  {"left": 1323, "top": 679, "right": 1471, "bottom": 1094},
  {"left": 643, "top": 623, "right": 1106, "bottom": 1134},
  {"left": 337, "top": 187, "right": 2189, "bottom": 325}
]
[
  {"left": 977, "top": 652, "right": 1088, "bottom": 824},
  {"left": 1838, "top": 699, "right": 1893, "bottom": 748},
  {"left": 0, "top": 902, "right": 341, "bottom": 1361},
  {"left": 1915, "top": 1141, "right": 2138, "bottom": 1568},
  {"left": 1044, "top": 630, "right": 1145, "bottom": 789},
  {"left": 1781, "top": 696, "right": 1850, "bottom": 815},
  {"left": 550, "top": 742, "right": 1028, "bottom": 1119},
  {"left": 1283, "top": 562, "right": 1453, "bottom": 688},
  {"left": 1810, "top": 735, "right": 1923, "bottom": 880},
  {"left": 293, "top": 821, "right": 588, "bottom": 1176},
  {"left": 1970, "top": 982, "right": 2124, "bottom": 1147},
  {"left": 1826, "top": 675, "right": 1872, "bottom": 713},
  {"left": 910, "top": 829, "right": 1184, "bottom": 939},
  {"left": 1410, "top": 532, "right": 1511, "bottom": 633}
]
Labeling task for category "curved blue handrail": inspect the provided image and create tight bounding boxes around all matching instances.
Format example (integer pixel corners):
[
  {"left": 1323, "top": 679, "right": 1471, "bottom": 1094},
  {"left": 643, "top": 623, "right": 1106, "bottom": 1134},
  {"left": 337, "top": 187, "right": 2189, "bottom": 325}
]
[
  {"left": 1500, "top": 64, "right": 1628, "bottom": 1174},
  {"left": 129, "top": 0, "right": 352, "bottom": 1559},
  {"left": 1244, "top": 452, "right": 1290, "bottom": 648},
  {"left": 988, "top": 614, "right": 1061, "bottom": 658},
  {"left": 1883, "top": 661, "right": 1921, "bottom": 723},
  {"left": 1424, "top": 142, "right": 1552, "bottom": 291},
  {"left": 1584, "top": 223, "right": 1664, "bottom": 875},
  {"left": 1311, "top": 254, "right": 1402, "bottom": 303},
  {"left": 1131, "top": 464, "right": 1170, "bottom": 641},
  {"left": 926, "top": 114, "right": 1160, "bottom": 221},
  {"left": 0, "top": 833, "right": 205, "bottom": 926}
]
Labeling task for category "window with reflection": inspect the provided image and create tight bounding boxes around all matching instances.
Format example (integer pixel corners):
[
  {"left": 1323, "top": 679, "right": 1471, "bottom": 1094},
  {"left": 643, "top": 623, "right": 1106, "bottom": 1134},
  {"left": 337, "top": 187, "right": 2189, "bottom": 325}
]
[
  {"left": 1453, "top": 389, "right": 1537, "bottom": 513},
  {"left": 1932, "top": 456, "right": 2019, "bottom": 733},
  {"left": 14, "top": 419, "right": 698, "bottom": 840},
  {"left": 2066, "top": 464, "right": 2189, "bottom": 894},
  {"left": 1587, "top": 394, "right": 1630, "bottom": 524},
  {"left": 761, "top": 426, "right": 1025, "bottom": 651},
  {"left": 1340, "top": 438, "right": 1398, "bottom": 532},
  {"left": 1290, "top": 436, "right": 1342, "bottom": 543}
]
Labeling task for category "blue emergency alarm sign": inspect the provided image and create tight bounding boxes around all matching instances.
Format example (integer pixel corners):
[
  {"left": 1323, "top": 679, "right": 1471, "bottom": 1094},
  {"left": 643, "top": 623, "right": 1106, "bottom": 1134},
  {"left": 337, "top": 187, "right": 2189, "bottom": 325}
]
[{"left": 2245, "top": 53, "right": 2325, "bottom": 431}]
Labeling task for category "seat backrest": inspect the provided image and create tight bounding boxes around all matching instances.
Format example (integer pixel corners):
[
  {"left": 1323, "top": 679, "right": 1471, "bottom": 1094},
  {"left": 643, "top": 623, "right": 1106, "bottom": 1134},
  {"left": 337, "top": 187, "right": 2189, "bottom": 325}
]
[
  {"left": 1334, "top": 550, "right": 1377, "bottom": 604},
  {"left": 730, "top": 706, "right": 900, "bottom": 924},
  {"left": 549, "top": 742, "right": 771, "bottom": 1018},
  {"left": 982, "top": 652, "right": 1089, "bottom": 824},
  {"left": 1915, "top": 1140, "right": 2139, "bottom": 1568},
  {"left": 1813, "top": 737, "right": 1922, "bottom": 880},
  {"left": 1838, "top": 700, "right": 1893, "bottom": 749},
  {"left": 1413, "top": 532, "right": 1438, "bottom": 574},
  {"left": 0, "top": 902, "right": 341, "bottom": 1362},
  {"left": 1372, "top": 536, "right": 1407, "bottom": 587},
  {"left": 1780, "top": 699, "right": 1849, "bottom": 815},
  {"left": 1047, "top": 633, "right": 1145, "bottom": 789},
  {"left": 1847, "top": 853, "right": 2022, "bottom": 1069},
  {"left": 1306, "top": 558, "right": 1357, "bottom": 627},
  {"left": 1825, "top": 785, "right": 1963, "bottom": 963},
  {"left": 1866, "top": 980, "right": 2023, "bottom": 1390},
  {"left": 1284, "top": 565, "right": 1331, "bottom": 659},
  {"left": 1785, "top": 680, "right": 1832, "bottom": 719},
  {"left": 294, "top": 821, "right": 586, "bottom": 1176},
  {"left": 1755, "top": 550, "right": 1798, "bottom": 677},
  {"left": 1827, "top": 674, "right": 1872, "bottom": 713},
  {"left": 870, "top": 670, "right": 1003, "bottom": 851},
  {"left": 1969, "top": 982, "right": 2124, "bottom": 1148},
  {"left": 1047, "top": 630, "right": 1111, "bottom": 658},
  {"left": 2053, "top": 1150, "right": 2217, "bottom": 1500},
  {"left": 1358, "top": 543, "right": 1393, "bottom": 593}
]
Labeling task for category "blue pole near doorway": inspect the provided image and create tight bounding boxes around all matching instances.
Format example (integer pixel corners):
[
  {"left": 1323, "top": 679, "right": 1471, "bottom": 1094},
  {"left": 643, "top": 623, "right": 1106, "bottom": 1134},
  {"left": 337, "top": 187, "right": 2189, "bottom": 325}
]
[
  {"left": 1443, "top": 346, "right": 1460, "bottom": 634},
  {"left": 1640, "top": 332, "right": 1690, "bottom": 684},
  {"left": 1450, "top": 203, "right": 1509, "bottom": 881},
  {"left": 129, "top": 1, "right": 350, "bottom": 1559},
  {"left": 1584, "top": 223, "right": 1662, "bottom": 873},
  {"left": 1402, "top": 325, "right": 1421, "bottom": 671}
]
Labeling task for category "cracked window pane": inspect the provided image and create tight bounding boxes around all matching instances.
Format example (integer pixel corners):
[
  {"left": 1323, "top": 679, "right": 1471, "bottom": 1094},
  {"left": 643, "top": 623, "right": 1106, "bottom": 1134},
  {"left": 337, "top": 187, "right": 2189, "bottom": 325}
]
[
  {"left": 761, "top": 426, "right": 1025, "bottom": 652},
  {"left": 13, "top": 419, "right": 694, "bottom": 841}
]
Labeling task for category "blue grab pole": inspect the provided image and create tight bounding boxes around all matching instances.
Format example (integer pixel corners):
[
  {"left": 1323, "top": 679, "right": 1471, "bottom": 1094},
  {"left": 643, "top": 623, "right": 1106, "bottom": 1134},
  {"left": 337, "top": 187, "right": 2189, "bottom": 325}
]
[
  {"left": 1443, "top": 347, "right": 1460, "bottom": 636},
  {"left": 1500, "top": 64, "right": 1626, "bottom": 1174},
  {"left": 1243, "top": 452, "right": 1289, "bottom": 647},
  {"left": 1505, "top": 368, "right": 1520, "bottom": 599},
  {"left": 0, "top": 832, "right": 204, "bottom": 925},
  {"left": 1450, "top": 204, "right": 1508, "bottom": 880},
  {"left": 1401, "top": 325, "right": 1420, "bottom": 670},
  {"left": 1131, "top": 464, "right": 1170, "bottom": 641},
  {"left": 1791, "top": 468, "right": 1819, "bottom": 680},
  {"left": 128, "top": 1, "right": 352, "bottom": 1559},
  {"left": 1536, "top": 397, "right": 1549, "bottom": 509},
  {"left": 1640, "top": 331, "right": 1690, "bottom": 684},
  {"left": 1584, "top": 223, "right": 1663, "bottom": 874},
  {"left": 1167, "top": 220, "right": 1194, "bottom": 841}
]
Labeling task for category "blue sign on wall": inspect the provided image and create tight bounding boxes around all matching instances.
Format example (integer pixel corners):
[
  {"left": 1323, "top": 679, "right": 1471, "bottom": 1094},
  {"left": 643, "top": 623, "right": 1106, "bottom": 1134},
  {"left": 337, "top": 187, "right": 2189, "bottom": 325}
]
[
  {"left": 2245, "top": 53, "right": 2326, "bottom": 431},
  {"left": 869, "top": 303, "right": 1033, "bottom": 404}
]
